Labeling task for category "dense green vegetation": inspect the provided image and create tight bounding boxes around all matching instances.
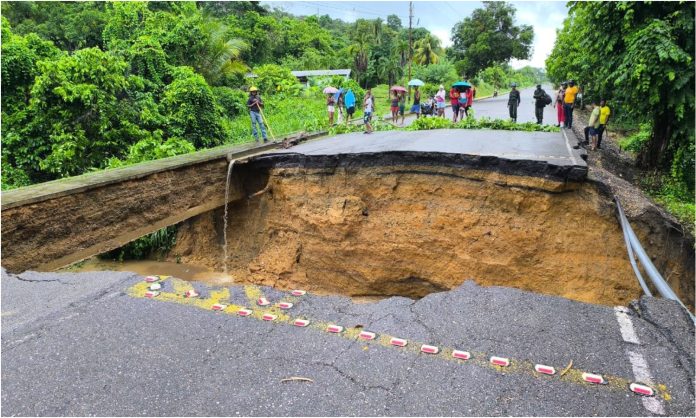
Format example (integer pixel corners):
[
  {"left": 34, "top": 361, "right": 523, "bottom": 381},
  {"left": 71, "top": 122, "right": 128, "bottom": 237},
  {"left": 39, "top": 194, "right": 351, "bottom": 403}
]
[
  {"left": 448, "top": 2, "right": 534, "bottom": 78},
  {"left": 2, "top": 0, "right": 543, "bottom": 192},
  {"left": 546, "top": 1, "right": 694, "bottom": 228},
  {"left": 407, "top": 116, "right": 560, "bottom": 132}
]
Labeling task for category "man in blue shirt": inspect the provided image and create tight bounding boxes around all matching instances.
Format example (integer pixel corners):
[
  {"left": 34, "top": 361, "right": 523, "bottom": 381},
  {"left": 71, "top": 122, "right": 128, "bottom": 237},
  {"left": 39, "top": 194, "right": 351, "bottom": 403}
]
[{"left": 247, "top": 86, "right": 267, "bottom": 143}]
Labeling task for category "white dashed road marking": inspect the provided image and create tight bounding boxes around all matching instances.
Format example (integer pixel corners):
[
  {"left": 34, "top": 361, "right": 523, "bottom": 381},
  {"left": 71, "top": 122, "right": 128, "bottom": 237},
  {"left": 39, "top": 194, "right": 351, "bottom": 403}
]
[{"left": 614, "top": 306, "right": 665, "bottom": 415}]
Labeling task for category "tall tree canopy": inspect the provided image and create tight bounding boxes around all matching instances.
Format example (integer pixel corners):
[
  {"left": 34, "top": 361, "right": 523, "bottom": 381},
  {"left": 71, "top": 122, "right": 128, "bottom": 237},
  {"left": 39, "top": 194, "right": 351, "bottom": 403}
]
[
  {"left": 449, "top": 1, "right": 533, "bottom": 77},
  {"left": 546, "top": 1, "right": 694, "bottom": 196}
]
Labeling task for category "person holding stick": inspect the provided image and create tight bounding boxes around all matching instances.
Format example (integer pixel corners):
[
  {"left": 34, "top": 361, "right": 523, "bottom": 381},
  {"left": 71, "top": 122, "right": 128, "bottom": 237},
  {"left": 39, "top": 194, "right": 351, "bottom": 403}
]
[{"left": 247, "top": 86, "right": 268, "bottom": 143}]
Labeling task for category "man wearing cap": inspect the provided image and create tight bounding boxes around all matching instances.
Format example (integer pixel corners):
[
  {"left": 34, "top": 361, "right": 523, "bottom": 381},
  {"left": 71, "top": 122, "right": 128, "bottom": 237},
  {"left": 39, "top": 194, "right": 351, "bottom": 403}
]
[
  {"left": 563, "top": 80, "right": 580, "bottom": 129},
  {"left": 247, "top": 86, "right": 267, "bottom": 143},
  {"left": 532, "top": 84, "right": 547, "bottom": 124},
  {"left": 508, "top": 83, "right": 520, "bottom": 122}
]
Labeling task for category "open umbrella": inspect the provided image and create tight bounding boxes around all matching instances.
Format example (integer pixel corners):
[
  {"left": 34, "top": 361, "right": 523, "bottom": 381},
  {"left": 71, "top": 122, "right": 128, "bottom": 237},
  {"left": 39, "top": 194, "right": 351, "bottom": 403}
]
[
  {"left": 390, "top": 85, "right": 407, "bottom": 92},
  {"left": 333, "top": 88, "right": 343, "bottom": 101},
  {"left": 408, "top": 79, "right": 424, "bottom": 87},
  {"left": 452, "top": 81, "right": 472, "bottom": 92},
  {"left": 323, "top": 86, "right": 339, "bottom": 94}
]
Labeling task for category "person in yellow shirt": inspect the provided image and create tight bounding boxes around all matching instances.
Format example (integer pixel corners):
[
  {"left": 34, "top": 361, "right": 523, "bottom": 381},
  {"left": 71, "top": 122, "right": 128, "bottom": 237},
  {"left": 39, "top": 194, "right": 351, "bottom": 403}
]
[
  {"left": 597, "top": 99, "right": 611, "bottom": 149},
  {"left": 563, "top": 79, "right": 580, "bottom": 129}
]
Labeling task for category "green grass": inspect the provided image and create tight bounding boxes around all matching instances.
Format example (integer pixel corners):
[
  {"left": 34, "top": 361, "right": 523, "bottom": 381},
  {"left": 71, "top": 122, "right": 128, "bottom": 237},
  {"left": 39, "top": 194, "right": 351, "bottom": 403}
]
[
  {"left": 639, "top": 170, "right": 695, "bottom": 236},
  {"left": 223, "top": 92, "right": 369, "bottom": 144}
]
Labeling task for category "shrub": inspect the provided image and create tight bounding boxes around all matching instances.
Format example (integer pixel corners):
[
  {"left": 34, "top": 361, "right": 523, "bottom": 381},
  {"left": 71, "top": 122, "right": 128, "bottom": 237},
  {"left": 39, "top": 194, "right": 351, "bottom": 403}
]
[
  {"left": 248, "top": 64, "right": 296, "bottom": 95},
  {"left": 213, "top": 86, "right": 247, "bottom": 118},
  {"left": 619, "top": 123, "right": 651, "bottom": 153},
  {"left": 162, "top": 66, "right": 226, "bottom": 148}
]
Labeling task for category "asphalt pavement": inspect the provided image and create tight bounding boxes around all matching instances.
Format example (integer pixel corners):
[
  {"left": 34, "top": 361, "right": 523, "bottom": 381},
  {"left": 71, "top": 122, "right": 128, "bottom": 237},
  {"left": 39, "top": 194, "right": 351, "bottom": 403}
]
[
  {"left": 397, "top": 85, "right": 560, "bottom": 127},
  {"left": 270, "top": 129, "right": 584, "bottom": 169},
  {"left": 2, "top": 269, "right": 694, "bottom": 416}
]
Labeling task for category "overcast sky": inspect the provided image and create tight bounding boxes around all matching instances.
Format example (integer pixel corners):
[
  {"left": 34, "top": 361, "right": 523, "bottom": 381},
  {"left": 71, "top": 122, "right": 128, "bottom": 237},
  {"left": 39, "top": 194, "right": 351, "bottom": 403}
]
[{"left": 261, "top": 1, "right": 568, "bottom": 69}]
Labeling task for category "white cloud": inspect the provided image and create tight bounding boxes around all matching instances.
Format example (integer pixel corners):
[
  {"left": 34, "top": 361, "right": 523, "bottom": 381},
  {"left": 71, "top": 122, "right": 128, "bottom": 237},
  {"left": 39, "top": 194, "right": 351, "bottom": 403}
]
[{"left": 431, "top": 28, "right": 453, "bottom": 47}]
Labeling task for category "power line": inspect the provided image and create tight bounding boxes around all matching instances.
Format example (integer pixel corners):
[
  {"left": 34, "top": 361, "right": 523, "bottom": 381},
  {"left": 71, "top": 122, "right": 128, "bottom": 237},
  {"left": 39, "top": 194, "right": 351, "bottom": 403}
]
[{"left": 302, "top": 1, "right": 408, "bottom": 20}]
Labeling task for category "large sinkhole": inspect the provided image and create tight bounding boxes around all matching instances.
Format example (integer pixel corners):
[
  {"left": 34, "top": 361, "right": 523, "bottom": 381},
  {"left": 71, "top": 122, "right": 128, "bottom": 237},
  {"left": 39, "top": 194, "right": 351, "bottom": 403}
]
[{"left": 160, "top": 153, "right": 648, "bottom": 307}]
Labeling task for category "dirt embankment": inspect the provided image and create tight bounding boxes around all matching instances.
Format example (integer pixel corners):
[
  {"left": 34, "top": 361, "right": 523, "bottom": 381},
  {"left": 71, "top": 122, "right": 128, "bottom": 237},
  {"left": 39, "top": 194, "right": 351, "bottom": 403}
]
[
  {"left": 170, "top": 162, "right": 654, "bottom": 307},
  {"left": 568, "top": 107, "right": 695, "bottom": 310}
]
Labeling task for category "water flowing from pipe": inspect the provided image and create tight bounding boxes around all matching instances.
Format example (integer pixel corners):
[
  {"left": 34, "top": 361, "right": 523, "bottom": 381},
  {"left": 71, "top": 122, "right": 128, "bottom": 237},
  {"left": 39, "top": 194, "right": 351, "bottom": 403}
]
[{"left": 223, "top": 159, "right": 235, "bottom": 275}]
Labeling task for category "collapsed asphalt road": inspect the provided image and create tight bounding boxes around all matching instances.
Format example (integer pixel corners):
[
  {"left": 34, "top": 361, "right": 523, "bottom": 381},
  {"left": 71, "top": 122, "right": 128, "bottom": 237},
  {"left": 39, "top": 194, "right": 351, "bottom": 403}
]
[{"left": 2, "top": 269, "right": 694, "bottom": 416}]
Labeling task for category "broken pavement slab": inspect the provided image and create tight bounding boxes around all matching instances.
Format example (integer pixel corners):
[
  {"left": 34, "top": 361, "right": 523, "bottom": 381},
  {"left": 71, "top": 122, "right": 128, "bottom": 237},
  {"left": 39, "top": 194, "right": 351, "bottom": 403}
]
[{"left": 1, "top": 270, "right": 693, "bottom": 416}]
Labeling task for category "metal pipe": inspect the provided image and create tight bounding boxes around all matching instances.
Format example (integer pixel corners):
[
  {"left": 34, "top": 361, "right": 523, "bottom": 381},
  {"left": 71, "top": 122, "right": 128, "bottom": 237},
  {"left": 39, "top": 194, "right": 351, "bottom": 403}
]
[
  {"left": 615, "top": 198, "right": 695, "bottom": 322},
  {"left": 617, "top": 202, "right": 653, "bottom": 297}
]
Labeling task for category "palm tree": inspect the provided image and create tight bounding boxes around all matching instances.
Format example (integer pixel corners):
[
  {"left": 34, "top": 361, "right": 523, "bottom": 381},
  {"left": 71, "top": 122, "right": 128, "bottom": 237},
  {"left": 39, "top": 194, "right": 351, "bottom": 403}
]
[
  {"left": 393, "top": 38, "right": 409, "bottom": 67},
  {"left": 372, "top": 18, "right": 383, "bottom": 45},
  {"left": 378, "top": 55, "right": 402, "bottom": 86},
  {"left": 348, "top": 34, "right": 370, "bottom": 85},
  {"left": 195, "top": 20, "right": 249, "bottom": 86},
  {"left": 413, "top": 34, "right": 442, "bottom": 66}
]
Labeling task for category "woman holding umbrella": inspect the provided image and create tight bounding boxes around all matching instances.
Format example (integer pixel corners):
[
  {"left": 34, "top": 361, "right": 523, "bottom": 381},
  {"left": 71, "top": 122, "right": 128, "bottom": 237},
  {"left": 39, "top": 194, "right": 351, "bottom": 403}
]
[
  {"left": 390, "top": 90, "right": 399, "bottom": 123},
  {"left": 452, "top": 81, "right": 471, "bottom": 119},
  {"left": 390, "top": 85, "right": 407, "bottom": 124}
]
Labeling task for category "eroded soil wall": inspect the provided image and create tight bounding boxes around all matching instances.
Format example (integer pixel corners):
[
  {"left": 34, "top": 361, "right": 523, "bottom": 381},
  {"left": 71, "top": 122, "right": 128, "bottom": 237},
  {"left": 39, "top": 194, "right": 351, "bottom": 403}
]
[{"left": 172, "top": 163, "right": 653, "bottom": 306}]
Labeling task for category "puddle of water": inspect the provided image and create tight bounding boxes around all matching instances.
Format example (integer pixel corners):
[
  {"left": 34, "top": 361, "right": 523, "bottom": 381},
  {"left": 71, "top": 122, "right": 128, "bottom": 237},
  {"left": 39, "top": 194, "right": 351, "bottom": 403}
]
[{"left": 64, "top": 258, "right": 235, "bottom": 286}]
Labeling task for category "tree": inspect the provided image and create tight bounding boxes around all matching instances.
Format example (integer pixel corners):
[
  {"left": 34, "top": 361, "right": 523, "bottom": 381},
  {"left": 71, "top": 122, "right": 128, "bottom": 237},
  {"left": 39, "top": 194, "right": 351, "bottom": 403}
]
[
  {"left": 393, "top": 38, "right": 409, "bottom": 68},
  {"left": 387, "top": 14, "right": 402, "bottom": 32},
  {"left": 6, "top": 47, "right": 144, "bottom": 181},
  {"left": 413, "top": 33, "right": 442, "bottom": 65},
  {"left": 162, "top": 66, "right": 226, "bottom": 149},
  {"left": 347, "top": 33, "right": 371, "bottom": 86},
  {"left": 480, "top": 65, "right": 506, "bottom": 91},
  {"left": 194, "top": 20, "right": 248, "bottom": 86},
  {"left": 546, "top": 2, "right": 694, "bottom": 196},
  {"left": 450, "top": 1, "right": 533, "bottom": 77},
  {"left": 1, "top": 17, "right": 62, "bottom": 113}
]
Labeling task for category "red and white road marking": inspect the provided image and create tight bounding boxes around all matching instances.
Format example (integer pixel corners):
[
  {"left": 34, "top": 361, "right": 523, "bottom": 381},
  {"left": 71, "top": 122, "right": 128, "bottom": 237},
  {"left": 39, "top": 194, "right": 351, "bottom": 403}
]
[
  {"left": 257, "top": 297, "right": 270, "bottom": 306},
  {"left": 629, "top": 383, "right": 655, "bottom": 397},
  {"left": 582, "top": 372, "right": 605, "bottom": 385},
  {"left": 144, "top": 290, "right": 159, "bottom": 299},
  {"left": 144, "top": 276, "right": 159, "bottom": 283},
  {"left": 327, "top": 325, "right": 343, "bottom": 333},
  {"left": 534, "top": 364, "right": 556, "bottom": 375},
  {"left": 237, "top": 308, "right": 253, "bottom": 316},
  {"left": 291, "top": 290, "right": 306, "bottom": 296},
  {"left": 293, "top": 319, "right": 310, "bottom": 327},
  {"left": 278, "top": 302, "right": 293, "bottom": 309},
  {"left": 420, "top": 344, "right": 439, "bottom": 354},
  {"left": 358, "top": 331, "right": 376, "bottom": 340},
  {"left": 262, "top": 313, "right": 277, "bottom": 321},
  {"left": 490, "top": 356, "right": 510, "bottom": 367},
  {"left": 390, "top": 337, "right": 408, "bottom": 347},
  {"left": 211, "top": 303, "right": 227, "bottom": 311},
  {"left": 149, "top": 283, "right": 162, "bottom": 291},
  {"left": 184, "top": 289, "right": 199, "bottom": 298},
  {"left": 452, "top": 350, "right": 471, "bottom": 360}
]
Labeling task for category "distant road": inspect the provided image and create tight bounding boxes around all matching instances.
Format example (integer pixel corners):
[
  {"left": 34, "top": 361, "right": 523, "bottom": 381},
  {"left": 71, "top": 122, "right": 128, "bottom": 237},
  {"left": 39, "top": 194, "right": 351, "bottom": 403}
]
[{"left": 399, "top": 85, "right": 560, "bottom": 127}]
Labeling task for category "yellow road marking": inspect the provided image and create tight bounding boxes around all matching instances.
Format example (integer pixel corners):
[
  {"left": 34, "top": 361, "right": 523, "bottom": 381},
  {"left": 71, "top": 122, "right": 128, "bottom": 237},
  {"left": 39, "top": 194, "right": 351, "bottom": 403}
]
[{"left": 127, "top": 279, "right": 672, "bottom": 401}]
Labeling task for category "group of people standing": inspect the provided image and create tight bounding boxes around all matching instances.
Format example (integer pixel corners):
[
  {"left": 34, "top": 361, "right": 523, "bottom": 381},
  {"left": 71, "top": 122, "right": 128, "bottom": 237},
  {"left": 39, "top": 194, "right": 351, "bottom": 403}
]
[
  {"left": 326, "top": 88, "right": 357, "bottom": 126},
  {"left": 554, "top": 80, "right": 611, "bottom": 150},
  {"left": 554, "top": 80, "right": 580, "bottom": 129}
]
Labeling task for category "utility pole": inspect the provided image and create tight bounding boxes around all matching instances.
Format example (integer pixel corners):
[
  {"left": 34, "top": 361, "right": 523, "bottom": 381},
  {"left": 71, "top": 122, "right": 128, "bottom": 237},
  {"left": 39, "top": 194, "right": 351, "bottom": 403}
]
[{"left": 408, "top": 1, "right": 413, "bottom": 100}]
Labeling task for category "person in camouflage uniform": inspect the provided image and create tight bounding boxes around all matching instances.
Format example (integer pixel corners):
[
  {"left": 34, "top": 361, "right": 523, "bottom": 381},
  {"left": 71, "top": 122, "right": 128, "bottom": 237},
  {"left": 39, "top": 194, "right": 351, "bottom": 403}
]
[{"left": 508, "top": 83, "right": 521, "bottom": 122}]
